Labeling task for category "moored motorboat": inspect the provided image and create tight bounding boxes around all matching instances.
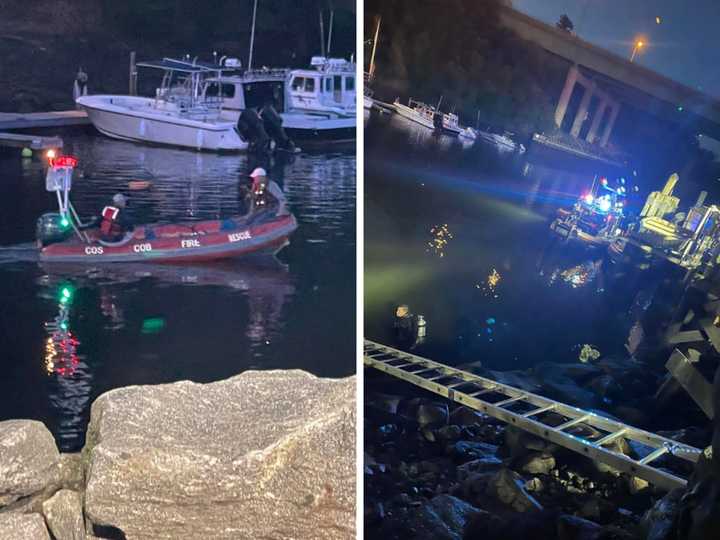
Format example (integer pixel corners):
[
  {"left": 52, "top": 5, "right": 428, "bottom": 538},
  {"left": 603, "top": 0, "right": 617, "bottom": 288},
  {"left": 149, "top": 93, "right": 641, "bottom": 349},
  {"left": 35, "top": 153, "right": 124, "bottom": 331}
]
[
  {"left": 77, "top": 59, "right": 249, "bottom": 152},
  {"left": 209, "top": 57, "right": 356, "bottom": 143}
]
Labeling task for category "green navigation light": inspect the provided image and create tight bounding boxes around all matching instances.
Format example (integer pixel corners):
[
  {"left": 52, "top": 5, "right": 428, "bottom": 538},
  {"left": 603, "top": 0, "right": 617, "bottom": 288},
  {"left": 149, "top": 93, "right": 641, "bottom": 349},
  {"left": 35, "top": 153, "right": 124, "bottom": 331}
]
[
  {"left": 141, "top": 317, "right": 166, "bottom": 334},
  {"left": 58, "top": 284, "right": 75, "bottom": 304}
]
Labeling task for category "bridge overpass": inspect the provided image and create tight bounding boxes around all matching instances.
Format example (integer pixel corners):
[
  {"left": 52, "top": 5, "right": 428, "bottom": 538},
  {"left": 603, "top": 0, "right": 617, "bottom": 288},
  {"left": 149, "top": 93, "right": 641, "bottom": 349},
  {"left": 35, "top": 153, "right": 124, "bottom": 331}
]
[{"left": 498, "top": 5, "right": 720, "bottom": 145}]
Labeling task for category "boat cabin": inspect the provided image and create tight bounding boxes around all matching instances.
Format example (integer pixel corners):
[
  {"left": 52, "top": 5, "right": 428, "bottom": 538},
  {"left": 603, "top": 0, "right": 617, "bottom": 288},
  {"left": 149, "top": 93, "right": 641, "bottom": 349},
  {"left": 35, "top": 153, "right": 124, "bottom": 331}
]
[
  {"left": 203, "top": 57, "right": 356, "bottom": 118},
  {"left": 203, "top": 69, "right": 289, "bottom": 113},
  {"left": 287, "top": 57, "right": 356, "bottom": 115}
]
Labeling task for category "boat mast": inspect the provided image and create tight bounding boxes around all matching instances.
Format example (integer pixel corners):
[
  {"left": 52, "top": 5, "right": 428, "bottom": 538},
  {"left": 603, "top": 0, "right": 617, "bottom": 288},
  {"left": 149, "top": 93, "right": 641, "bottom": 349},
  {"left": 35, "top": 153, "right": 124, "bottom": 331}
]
[
  {"left": 327, "top": 10, "right": 334, "bottom": 54},
  {"left": 369, "top": 16, "right": 381, "bottom": 79},
  {"left": 319, "top": 10, "right": 326, "bottom": 57},
  {"left": 248, "top": 0, "right": 258, "bottom": 70}
]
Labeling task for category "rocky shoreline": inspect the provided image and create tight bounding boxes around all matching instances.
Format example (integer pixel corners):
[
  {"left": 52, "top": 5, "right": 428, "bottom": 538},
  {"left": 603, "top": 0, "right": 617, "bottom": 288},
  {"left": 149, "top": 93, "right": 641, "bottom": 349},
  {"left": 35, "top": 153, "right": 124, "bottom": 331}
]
[
  {"left": 0, "top": 370, "right": 356, "bottom": 540},
  {"left": 364, "top": 363, "right": 720, "bottom": 540}
]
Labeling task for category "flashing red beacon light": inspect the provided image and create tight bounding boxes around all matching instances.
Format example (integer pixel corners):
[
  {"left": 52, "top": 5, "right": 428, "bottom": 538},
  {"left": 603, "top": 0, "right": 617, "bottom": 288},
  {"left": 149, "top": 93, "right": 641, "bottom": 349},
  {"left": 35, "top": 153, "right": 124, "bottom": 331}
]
[{"left": 52, "top": 155, "right": 79, "bottom": 168}]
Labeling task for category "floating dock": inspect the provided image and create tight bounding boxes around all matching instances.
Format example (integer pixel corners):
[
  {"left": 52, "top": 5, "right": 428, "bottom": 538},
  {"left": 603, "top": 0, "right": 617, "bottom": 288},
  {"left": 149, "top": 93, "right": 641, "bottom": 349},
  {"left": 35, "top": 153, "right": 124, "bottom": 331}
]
[
  {"left": 0, "top": 110, "right": 89, "bottom": 130},
  {"left": 0, "top": 132, "right": 63, "bottom": 150}
]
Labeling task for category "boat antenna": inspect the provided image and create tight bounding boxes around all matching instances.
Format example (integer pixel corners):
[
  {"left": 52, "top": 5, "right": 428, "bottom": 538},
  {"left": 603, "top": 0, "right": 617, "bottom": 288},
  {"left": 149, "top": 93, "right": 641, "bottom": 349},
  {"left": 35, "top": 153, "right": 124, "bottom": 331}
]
[
  {"left": 369, "top": 15, "right": 381, "bottom": 79},
  {"left": 319, "top": 10, "right": 326, "bottom": 57},
  {"left": 436, "top": 95, "right": 443, "bottom": 112},
  {"left": 476, "top": 110, "right": 480, "bottom": 130},
  {"left": 248, "top": 0, "right": 258, "bottom": 70},
  {"left": 327, "top": 10, "right": 334, "bottom": 54}
]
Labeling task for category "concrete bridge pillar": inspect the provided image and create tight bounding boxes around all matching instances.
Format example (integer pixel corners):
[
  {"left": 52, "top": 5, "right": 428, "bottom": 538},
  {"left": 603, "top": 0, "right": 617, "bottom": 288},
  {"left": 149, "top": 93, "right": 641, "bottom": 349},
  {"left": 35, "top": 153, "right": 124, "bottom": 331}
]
[
  {"left": 554, "top": 64, "right": 579, "bottom": 128},
  {"left": 586, "top": 99, "right": 609, "bottom": 144},
  {"left": 570, "top": 82, "right": 595, "bottom": 138},
  {"left": 600, "top": 102, "right": 621, "bottom": 147}
]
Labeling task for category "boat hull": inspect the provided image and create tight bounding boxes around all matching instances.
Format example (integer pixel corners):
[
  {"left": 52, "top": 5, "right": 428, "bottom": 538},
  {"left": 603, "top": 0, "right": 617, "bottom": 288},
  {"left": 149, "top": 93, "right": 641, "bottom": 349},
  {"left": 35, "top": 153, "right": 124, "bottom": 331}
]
[
  {"left": 393, "top": 102, "right": 435, "bottom": 130},
  {"left": 77, "top": 95, "right": 249, "bottom": 152},
  {"left": 40, "top": 213, "right": 297, "bottom": 263},
  {"left": 220, "top": 109, "right": 355, "bottom": 143}
]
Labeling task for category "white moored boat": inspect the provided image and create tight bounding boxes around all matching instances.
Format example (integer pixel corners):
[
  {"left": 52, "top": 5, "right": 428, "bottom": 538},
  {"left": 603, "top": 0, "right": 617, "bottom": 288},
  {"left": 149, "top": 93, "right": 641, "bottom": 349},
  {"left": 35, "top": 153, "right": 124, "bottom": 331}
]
[
  {"left": 393, "top": 98, "right": 437, "bottom": 130},
  {"left": 393, "top": 98, "right": 463, "bottom": 136},
  {"left": 77, "top": 58, "right": 248, "bottom": 152}
]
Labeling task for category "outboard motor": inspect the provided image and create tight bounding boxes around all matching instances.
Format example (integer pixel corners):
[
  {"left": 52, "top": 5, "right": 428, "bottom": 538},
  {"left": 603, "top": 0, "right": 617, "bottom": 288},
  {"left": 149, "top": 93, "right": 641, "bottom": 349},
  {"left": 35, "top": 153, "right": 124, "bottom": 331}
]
[
  {"left": 261, "top": 104, "right": 296, "bottom": 151},
  {"left": 236, "top": 108, "right": 271, "bottom": 154},
  {"left": 36, "top": 213, "right": 73, "bottom": 247}
]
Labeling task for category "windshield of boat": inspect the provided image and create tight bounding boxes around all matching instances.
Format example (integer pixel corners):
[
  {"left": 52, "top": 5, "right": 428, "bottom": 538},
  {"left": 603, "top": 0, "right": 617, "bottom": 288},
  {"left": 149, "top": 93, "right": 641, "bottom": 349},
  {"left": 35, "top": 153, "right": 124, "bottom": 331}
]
[{"left": 244, "top": 81, "right": 285, "bottom": 110}]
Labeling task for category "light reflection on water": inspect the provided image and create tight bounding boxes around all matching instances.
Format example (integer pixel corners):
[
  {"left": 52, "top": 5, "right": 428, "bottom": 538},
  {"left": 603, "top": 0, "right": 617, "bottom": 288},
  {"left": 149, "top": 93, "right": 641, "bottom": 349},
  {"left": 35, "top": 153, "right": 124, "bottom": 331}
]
[
  {"left": 0, "top": 132, "right": 355, "bottom": 450},
  {"left": 364, "top": 112, "right": 634, "bottom": 371}
]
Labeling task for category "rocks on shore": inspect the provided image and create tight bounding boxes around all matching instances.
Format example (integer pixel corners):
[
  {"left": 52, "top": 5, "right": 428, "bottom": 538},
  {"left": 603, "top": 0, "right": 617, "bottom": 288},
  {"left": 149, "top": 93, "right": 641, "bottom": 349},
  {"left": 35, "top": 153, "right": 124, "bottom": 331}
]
[
  {"left": 0, "top": 370, "right": 356, "bottom": 539},
  {"left": 364, "top": 382, "right": 654, "bottom": 540},
  {"left": 0, "top": 512, "right": 50, "bottom": 540},
  {"left": 0, "top": 420, "right": 60, "bottom": 507}
]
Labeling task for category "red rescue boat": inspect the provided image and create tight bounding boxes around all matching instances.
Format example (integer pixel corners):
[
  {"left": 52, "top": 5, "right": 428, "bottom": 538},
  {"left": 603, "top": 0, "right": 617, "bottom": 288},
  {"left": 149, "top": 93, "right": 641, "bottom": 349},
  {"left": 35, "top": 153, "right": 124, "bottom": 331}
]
[
  {"left": 37, "top": 153, "right": 297, "bottom": 263},
  {"left": 40, "top": 212, "right": 297, "bottom": 263}
]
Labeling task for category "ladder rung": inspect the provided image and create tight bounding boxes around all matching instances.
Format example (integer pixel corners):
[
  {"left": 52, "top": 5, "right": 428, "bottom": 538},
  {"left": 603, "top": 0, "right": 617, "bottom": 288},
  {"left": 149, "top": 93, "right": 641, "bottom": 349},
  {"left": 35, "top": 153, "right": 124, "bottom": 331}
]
[
  {"left": 427, "top": 373, "right": 453, "bottom": 381},
  {"left": 556, "top": 414, "right": 591, "bottom": 431},
  {"left": 467, "top": 387, "right": 496, "bottom": 397},
  {"left": 493, "top": 394, "right": 528, "bottom": 407},
  {"left": 411, "top": 368, "right": 437, "bottom": 376},
  {"left": 639, "top": 446, "right": 669, "bottom": 465},
  {"left": 523, "top": 404, "right": 556, "bottom": 417},
  {"left": 596, "top": 428, "right": 628, "bottom": 447}
]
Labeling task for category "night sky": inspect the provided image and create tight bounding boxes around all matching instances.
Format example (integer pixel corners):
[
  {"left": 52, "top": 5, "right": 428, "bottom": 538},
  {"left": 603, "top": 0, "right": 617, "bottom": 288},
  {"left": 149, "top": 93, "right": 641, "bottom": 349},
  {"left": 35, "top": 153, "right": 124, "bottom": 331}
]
[{"left": 514, "top": 0, "right": 720, "bottom": 98}]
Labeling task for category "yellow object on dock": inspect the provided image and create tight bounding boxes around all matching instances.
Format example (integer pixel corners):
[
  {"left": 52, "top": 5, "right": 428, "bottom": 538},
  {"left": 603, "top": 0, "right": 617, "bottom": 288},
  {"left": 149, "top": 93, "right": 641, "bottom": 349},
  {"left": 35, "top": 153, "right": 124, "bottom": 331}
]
[
  {"left": 640, "top": 216, "right": 679, "bottom": 240},
  {"left": 641, "top": 173, "right": 680, "bottom": 219}
]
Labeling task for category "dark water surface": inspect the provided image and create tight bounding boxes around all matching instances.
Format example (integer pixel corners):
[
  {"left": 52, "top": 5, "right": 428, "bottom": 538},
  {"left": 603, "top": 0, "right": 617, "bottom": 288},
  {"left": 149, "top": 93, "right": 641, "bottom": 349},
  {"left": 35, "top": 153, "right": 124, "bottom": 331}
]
[
  {"left": 0, "top": 130, "right": 355, "bottom": 451},
  {"left": 365, "top": 112, "right": 647, "bottom": 372}
]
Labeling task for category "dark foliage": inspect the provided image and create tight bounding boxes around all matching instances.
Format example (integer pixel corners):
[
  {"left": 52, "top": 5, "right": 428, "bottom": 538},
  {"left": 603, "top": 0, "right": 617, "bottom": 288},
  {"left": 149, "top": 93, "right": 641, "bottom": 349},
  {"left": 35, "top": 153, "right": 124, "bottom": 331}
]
[
  {"left": 556, "top": 15, "right": 574, "bottom": 33},
  {"left": 364, "top": 0, "right": 567, "bottom": 136},
  {"left": 0, "top": 0, "right": 355, "bottom": 111}
]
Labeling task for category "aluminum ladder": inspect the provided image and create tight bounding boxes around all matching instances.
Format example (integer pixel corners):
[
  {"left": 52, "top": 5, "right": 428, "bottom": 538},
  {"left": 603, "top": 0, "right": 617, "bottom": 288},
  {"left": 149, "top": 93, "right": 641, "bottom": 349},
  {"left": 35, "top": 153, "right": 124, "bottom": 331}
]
[{"left": 364, "top": 340, "right": 704, "bottom": 492}]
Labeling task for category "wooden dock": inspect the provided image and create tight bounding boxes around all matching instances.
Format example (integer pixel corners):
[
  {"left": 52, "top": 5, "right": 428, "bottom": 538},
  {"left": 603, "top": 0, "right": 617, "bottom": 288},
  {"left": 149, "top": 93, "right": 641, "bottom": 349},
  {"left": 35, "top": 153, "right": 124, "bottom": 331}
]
[
  {"left": 0, "top": 110, "right": 89, "bottom": 130},
  {"left": 0, "top": 132, "right": 63, "bottom": 150}
]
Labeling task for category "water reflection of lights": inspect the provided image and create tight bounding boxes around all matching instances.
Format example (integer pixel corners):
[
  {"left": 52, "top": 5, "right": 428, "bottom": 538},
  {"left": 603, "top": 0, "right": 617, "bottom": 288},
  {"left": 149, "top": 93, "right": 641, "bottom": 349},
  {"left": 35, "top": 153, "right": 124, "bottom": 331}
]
[
  {"left": 42, "top": 283, "right": 93, "bottom": 450},
  {"left": 427, "top": 224, "right": 453, "bottom": 257},
  {"left": 44, "top": 333, "right": 80, "bottom": 376},
  {"left": 550, "top": 260, "right": 602, "bottom": 289},
  {"left": 477, "top": 268, "right": 502, "bottom": 298}
]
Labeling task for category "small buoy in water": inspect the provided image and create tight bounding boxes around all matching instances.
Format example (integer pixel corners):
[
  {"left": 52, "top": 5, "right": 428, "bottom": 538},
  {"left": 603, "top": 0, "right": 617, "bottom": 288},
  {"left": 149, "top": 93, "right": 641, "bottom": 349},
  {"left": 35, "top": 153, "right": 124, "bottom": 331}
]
[
  {"left": 128, "top": 180, "right": 152, "bottom": 190},
  {"left": 21, "top": 147, "right": 32, "bottom": 158}
]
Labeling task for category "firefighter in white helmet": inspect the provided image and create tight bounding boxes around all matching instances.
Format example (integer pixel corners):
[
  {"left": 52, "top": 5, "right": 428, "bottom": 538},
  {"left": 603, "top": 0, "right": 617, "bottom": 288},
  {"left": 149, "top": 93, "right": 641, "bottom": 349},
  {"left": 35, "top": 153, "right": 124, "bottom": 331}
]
[{"left": 99, "top": 193, "right": 133, "bottom": 241}]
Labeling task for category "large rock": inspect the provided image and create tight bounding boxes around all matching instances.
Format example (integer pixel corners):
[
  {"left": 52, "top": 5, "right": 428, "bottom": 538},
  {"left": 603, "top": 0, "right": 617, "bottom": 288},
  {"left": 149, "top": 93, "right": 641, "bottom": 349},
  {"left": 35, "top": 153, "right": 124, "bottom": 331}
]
[
  {"left": 403, "top": 495, "right": 480, "bottom": 540},
  {"left": 83, "top": 370, "right": 355, "bottom": 539},
  {"left": 556, "top": 514, "right": 603, "bottom": 540},
  {"left": 518, "top": 452, "right": 555, "bottom": 475},
  {"left": 486, "top": 469, "right": 543, "bottom": 513},
  {"left": 0, "top": 512, "right": 50, "bottom": 539},
  {"left": 42, "top": 489, "right": 84, "bottom": 540},
  {"left": 0, "top": 420, "right": 60, "bottom": 506}
]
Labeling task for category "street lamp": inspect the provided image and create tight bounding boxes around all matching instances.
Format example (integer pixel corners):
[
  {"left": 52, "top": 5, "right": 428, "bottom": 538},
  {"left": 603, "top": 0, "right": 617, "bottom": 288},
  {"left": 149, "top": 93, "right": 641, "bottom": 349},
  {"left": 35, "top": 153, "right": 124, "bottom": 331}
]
[{"left": 630, "top": 39, "right": 645, "bottom": 62}]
